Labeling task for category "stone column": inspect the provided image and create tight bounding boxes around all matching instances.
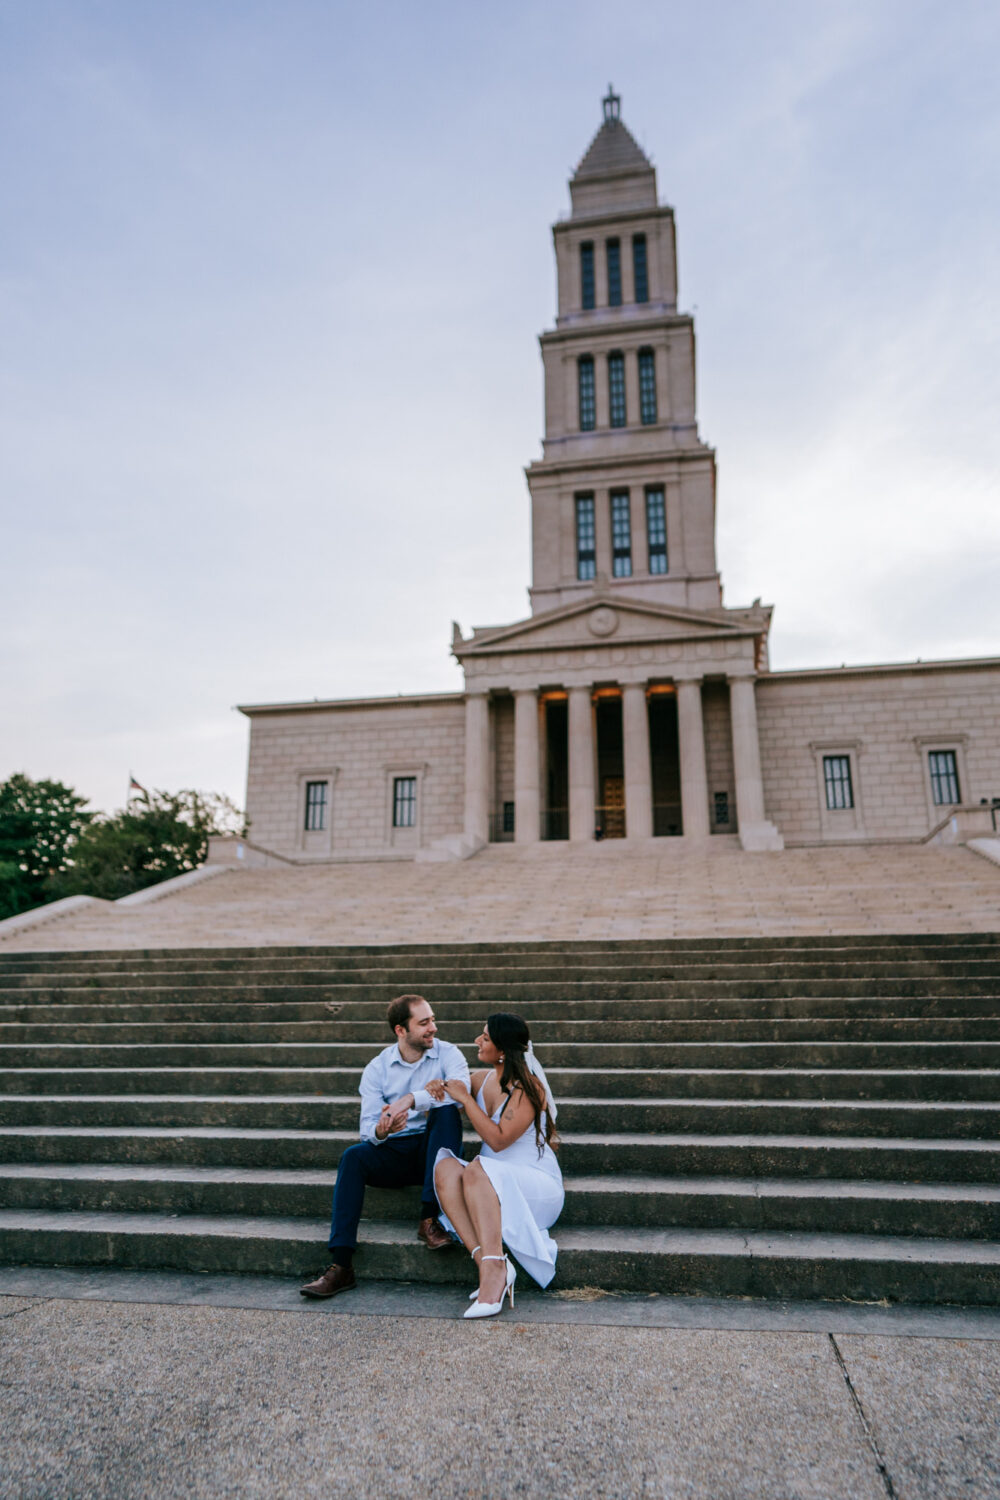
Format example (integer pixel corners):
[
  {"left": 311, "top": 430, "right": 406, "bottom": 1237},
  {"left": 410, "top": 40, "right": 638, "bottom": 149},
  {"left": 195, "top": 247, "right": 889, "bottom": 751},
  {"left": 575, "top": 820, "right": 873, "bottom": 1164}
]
[
  {"left": 513, "top": 688, "right": 541, "bottom": 844},
  {"left": 675, "top": 677, "right": 710, "bottom": 842},
  {"left": 622, "top": 682, "right": 653, "bottom": 839},
  {"left": 463, "top": 691, "right": 490, "bottom": 847},
  {"left": 568, "top": 685, "right": 595, "bottom": 842},
  {"left": 729, "top": 673, "right": 783, "bottom": 851}
]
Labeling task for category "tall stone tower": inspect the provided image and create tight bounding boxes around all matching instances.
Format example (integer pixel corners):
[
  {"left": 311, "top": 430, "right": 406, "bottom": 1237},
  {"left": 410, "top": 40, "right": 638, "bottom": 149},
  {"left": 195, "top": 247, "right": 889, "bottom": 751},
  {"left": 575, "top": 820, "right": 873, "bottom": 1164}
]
[
  {"left": 526, "top": 87, "right": 721, "bottom": 615},
  {"left": 454, "top": 90, "right": 782, "bottom": 854}
]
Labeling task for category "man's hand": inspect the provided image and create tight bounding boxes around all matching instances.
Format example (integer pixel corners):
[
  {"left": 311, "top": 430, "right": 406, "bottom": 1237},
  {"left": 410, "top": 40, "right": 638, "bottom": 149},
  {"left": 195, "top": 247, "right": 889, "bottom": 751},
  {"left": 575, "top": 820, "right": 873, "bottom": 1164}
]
[
  {"left": 374, "top": 1094, "right": 414, "bottom": 1140},
  {"left": 425, "top": 1079, "right": 447, "bottom": 1102}
]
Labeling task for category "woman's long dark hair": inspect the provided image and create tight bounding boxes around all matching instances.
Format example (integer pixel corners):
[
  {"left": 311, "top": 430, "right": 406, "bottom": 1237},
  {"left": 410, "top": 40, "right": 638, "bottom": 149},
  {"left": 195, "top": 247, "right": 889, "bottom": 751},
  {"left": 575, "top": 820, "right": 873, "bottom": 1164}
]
[{"left": 486, "top": 1012, "right": 558, "bottom": 1155}]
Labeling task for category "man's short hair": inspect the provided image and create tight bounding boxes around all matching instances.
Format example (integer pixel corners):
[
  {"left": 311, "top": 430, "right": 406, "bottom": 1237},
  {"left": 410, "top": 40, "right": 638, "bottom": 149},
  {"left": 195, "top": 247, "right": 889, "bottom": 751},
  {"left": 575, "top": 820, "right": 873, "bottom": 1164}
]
[{"left": 387, "top": 993, "right": 427, "bottom": 1036}]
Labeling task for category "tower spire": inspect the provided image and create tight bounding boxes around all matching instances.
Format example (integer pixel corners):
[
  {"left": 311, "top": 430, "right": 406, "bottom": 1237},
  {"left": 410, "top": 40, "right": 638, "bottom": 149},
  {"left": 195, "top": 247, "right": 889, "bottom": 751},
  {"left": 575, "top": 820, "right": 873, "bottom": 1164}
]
[{"left": 602, "top": 84, "right": 621, "bottom": 122}]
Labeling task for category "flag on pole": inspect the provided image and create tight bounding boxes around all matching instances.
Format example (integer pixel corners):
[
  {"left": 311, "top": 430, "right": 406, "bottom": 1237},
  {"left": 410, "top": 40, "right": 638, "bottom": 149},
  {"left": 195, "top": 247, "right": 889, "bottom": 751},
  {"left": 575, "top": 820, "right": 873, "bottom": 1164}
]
[{"left": 128, "top": 774, "right": 147, "bottom": 805}]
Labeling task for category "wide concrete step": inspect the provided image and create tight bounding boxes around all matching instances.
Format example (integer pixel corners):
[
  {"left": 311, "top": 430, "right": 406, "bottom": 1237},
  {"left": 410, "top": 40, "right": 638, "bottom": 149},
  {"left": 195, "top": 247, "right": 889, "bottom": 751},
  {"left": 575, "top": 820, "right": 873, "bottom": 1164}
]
[
  {"left": 3, "top": 930, "right": 996, "bottom": 952},
  {"left": 3, "top": 1066, "right": 1000, "bottom": 1101},
  {"left": 4, "top": 1015, "right": 999, "bottom": 1044},
  {"left": 6, "top": 978, "right": 1000, "bottom": 1003},
  {"left": 5, "top": 957, "right": 1000, "bottom": 990},
  {"left": 3, "top": 1125, "right": 1000, "bottom": 1180},
  {"left": 5, "top": 1041, "right": 1000, "bottom": 1069},
  {"left": 3, "top": 1164, "right": 1000, "bottom": 1240},
  {"left": 1, "top": 935, "right": 997, "bottom": 973},
  {"left": 5, "top": 1093, "right": 1000, "bottom": 1139},
  {"left": 10, "top": 994, "right": 1000, "bottom": 1025},
  {"left": 1, "top": 1207, "right": 999, "bottom": 1303}
]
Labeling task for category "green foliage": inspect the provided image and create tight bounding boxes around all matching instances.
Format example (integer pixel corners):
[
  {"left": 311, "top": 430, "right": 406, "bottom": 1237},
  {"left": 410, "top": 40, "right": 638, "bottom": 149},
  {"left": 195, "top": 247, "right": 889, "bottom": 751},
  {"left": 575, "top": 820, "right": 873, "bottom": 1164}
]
[
  {"left": 0, "top": 774, "right": 93, "bottom": 917},
  {"left": 0, "top": 776, "right": 245, "bottom": 915},
  {"left": 51, "top": 788, "right": 245, "bottom": 903}
]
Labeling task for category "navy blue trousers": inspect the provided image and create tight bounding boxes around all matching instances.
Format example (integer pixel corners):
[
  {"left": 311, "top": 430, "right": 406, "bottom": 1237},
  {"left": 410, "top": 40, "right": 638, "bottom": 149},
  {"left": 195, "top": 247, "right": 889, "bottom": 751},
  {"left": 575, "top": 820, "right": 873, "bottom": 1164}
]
[{"left": 328, "top": 1104, "right": 463, "bottom": 1255}]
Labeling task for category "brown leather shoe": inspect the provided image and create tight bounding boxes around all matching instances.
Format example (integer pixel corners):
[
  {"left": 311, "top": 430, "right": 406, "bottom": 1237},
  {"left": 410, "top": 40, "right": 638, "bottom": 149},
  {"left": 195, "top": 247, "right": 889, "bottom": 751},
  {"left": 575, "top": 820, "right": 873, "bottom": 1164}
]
[
  {"left": 299, "top": 1264, "right": 357, "bottom": 1298},
  {"left": 417, "top": 1216, "right": 452, "bottom": 1251}
]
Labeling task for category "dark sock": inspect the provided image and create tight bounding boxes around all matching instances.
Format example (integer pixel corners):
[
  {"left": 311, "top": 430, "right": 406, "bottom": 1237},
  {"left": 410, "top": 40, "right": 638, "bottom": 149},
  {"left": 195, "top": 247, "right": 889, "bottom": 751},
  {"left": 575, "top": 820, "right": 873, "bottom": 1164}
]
[
  {"left": 420, "top": 1202, "right": 438, "bottom": 1221},
  {"left": 328, "top": 1247, "right": 353, "bottom": 1269}
]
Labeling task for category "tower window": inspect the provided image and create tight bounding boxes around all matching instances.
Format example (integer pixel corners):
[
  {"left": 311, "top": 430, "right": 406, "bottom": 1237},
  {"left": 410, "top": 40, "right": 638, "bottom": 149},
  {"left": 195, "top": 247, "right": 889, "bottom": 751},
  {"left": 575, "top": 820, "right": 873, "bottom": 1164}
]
[
  {"left": 580, "top": 242, "right": 595, "bottom": 310},
  {"left": 638, "top": 348, "right": 657, "bottom": 425},
  {"left": 392, "top": 776, "right": 417, "bottom": 828},
  {"left": 606, "top": 239, "right": 622, "bottom": 307},
  {"left": 575, "top": 494, "right": 596, "bottom": 581},
  {"left": 578, "top": 356, "right": 595, "bottom": 430},
  {"left": 608, "top": 352, "right": 626, "bottom": 428},
  {"left": 632, "top": 234, "right": 649, "bottom": 303},
  {"left": 823, "top": 755, "right": 854, "bottom": 810},
  {"left": 611, "top": 491, "right": 632, "bottom": 577},
  {"left": 929, "top": 750, "right": 960, "bottom": 806},
  {"left": 645, "top": 487, "right": 667, "bottom": 574},
  {"left": 304, "top": 780, "right": 328, "bottom": 831}
]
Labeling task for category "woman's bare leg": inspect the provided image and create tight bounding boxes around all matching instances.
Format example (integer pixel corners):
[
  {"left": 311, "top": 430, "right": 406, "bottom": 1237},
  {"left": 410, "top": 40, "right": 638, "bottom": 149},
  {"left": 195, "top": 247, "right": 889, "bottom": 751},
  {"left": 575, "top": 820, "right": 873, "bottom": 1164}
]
[
  {"left": 462, "top": 1159, "right": 506, "bottom": 1303},
  {"left": 433, "top": 1158, "right": 479, "bottom": 1259}
]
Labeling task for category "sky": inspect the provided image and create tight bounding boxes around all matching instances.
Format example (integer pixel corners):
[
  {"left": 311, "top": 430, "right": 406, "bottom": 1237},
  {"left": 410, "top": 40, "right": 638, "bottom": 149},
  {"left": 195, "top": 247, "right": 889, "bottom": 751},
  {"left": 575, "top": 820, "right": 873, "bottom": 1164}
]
[{"left": 2, "top": 0, "right": 998, "bottom": 815}]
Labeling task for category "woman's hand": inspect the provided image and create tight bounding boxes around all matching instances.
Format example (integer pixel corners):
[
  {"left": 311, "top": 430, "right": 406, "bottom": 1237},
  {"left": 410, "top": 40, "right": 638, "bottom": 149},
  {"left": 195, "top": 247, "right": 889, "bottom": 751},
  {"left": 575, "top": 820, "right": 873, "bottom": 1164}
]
[
  {"left": 443, "top": 1078, "right": 472, "bottom": 1106},
  {"left": 424, "top": 1079, "right": 447, "bottom": 1102}
]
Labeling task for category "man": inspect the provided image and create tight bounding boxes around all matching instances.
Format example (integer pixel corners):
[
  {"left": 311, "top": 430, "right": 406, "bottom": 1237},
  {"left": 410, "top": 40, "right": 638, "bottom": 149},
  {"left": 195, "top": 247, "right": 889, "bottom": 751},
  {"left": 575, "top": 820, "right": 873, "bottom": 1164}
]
[{"left": 300, "top": 992, "right": 469, "bottom": 1298}]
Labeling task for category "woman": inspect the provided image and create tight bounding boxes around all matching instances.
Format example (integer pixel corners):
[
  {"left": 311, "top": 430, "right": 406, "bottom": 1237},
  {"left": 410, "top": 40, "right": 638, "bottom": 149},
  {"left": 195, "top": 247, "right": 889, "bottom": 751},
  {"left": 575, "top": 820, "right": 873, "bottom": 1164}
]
[{"left": 431, "top": 1011, "right": 563, "bottom": 1319}]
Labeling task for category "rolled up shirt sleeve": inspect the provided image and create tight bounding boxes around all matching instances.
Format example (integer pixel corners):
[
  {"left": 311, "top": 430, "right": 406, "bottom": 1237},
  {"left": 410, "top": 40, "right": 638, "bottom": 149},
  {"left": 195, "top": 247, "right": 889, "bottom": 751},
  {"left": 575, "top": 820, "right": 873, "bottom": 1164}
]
[
  {"left": 359, "top": 1058, "right": 388, "bottom": 1145},
  {"left": 412, "top": 1042, "right": 471, "bottom": 1112}
]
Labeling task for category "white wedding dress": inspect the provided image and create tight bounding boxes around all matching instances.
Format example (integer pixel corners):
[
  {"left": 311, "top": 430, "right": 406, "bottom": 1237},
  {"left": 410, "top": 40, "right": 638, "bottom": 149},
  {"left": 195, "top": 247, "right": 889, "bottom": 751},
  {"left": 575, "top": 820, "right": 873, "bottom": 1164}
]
[{"left": 435, "top": 1082, "right": 564, "bottom": 1288}]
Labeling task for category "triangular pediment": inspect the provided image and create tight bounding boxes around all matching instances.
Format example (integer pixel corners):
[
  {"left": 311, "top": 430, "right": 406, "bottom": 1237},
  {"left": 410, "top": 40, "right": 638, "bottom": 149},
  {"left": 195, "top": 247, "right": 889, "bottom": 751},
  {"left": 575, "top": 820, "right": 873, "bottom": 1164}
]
[{"left": 454, "top": 596, "right": 769, "bottom": 659}]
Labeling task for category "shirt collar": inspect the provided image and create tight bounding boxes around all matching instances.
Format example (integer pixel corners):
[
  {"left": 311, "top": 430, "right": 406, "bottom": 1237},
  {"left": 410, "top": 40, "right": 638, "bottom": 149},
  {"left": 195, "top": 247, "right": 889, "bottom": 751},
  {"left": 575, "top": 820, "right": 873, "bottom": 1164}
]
[{"left": 391, "top": 1038, "right": 439, "bottom": 1066}]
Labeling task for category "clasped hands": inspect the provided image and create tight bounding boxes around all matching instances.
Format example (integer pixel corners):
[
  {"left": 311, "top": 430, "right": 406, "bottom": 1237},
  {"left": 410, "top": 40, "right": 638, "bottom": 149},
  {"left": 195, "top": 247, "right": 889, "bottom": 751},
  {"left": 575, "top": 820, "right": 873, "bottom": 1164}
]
[
  {"left": 374, "top": 1079, "right": 470, "bottom": 1139},
  {"left": 425, "top": 1077, "right": 470, "bottom": 1106}
]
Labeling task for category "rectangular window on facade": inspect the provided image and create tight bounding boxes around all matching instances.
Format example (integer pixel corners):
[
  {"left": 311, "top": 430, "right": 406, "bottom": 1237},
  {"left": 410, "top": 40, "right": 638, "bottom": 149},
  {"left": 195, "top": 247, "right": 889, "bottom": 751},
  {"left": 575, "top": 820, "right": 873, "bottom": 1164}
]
[
  {"left": 929, "top": 750, "right": 961, "bottom": 806},
  {"left": 608, "top": 352, "right": 626, "bottom": 427},
  {"left": 714, "top": 791, "right": 730, "bottom": 826},
  {"left": 578, "top": 356, "right": 596, "bottom": 430},
  {"left": 611, "top": 491, "right": 632, "bottom": 577},
  {"left": 823, "top": 755, "right": 854, "bottom": 810},
  {"left": 575, "top": 494, "right": 596, "bottom": 580},
  {"left": 638, "top": 348, "right": 657, "bottom": 425},
  {"left": 392, "top": 776, "right": 417, "bottom": 828},
  {"left": 502, "top": 801, "right": 515, "bottom": 834},
  {"left": 645, "top": 487, "right": 667, "bottom": 574},
  {"left": 632, "top": 234, "right": 649, "bottom": 303},
  {"left": 304, "top": 780, "right": 328, "bottom": 831},
  {"left": 606, "top": 238, "right": 622, "bottom": 306},
  {"left": 580, "top": 242, "right": 595, "bottom": 310}
]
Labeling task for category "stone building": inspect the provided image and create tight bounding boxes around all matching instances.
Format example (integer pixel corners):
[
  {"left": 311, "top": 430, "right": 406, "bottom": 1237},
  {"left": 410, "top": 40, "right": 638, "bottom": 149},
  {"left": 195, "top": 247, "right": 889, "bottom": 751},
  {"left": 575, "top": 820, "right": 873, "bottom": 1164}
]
[{"left": 238, "top": 92, "right": 1000, "bottom": 863}]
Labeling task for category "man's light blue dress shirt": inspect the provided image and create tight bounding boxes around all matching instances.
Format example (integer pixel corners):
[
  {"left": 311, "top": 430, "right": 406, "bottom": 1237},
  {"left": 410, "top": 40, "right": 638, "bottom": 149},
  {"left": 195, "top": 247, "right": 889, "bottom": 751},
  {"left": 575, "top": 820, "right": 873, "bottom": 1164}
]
[{"left": 358, "top": 1038, "right": 470, "bottom": 1145}]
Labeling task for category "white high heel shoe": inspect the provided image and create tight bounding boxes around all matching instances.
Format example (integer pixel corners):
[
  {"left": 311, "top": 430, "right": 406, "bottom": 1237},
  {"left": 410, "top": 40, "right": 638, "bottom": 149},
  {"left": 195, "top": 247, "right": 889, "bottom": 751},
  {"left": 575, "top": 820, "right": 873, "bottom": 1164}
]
[{"left": 463, "top": 1254, "right": 515, "bottom": 1319}]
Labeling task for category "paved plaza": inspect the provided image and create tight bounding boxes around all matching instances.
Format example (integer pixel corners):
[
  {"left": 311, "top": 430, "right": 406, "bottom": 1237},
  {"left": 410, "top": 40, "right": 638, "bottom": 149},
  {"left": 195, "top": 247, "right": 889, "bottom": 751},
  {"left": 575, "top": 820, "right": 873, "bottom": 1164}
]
[
  {"left": 3, "top": 1274, "right": 1000, "bottom": 1498},
  {"left": 3, "top": 842, "right": 998, "bottom": 952}
]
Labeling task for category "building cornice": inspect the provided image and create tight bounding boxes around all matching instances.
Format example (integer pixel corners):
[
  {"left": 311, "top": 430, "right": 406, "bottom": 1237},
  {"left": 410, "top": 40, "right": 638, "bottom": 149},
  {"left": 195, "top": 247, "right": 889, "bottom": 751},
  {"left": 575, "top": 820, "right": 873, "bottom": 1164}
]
[
  {"left": 540, "top": 312, "right": 692, "bottom": 347},
  {"left": 238, "top": 691, "right": 466, "bottom": 719},
  {"left": 759, "top": 656, "right": 1000, "bottom": 685},
  {"left": 552, "top": 203, "right": 674, "bottom": 234},
  {"left": 526, "top": 441, "right": 713, "bottom": 480}
]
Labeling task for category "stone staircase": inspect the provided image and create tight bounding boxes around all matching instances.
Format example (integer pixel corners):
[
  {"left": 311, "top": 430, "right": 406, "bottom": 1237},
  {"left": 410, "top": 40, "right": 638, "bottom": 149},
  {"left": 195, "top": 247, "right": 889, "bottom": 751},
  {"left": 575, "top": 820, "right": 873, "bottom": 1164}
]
[{"left": 1, "top": 936, "right": 999, "bottom": 1304}]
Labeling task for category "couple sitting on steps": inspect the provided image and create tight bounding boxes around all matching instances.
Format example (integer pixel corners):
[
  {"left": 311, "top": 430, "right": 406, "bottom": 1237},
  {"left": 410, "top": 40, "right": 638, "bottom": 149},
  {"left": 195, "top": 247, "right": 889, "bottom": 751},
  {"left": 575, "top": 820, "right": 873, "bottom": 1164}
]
[{"left": 300, "top": 993, "right": 563, "bottom": 1318}]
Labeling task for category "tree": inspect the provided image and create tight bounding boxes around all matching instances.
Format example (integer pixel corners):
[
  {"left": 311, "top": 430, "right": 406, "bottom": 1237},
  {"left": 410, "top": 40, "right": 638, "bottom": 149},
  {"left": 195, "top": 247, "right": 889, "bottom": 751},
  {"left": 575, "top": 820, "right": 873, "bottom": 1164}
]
[
  {"left": 0, "top": 775, "right": 93, "bottom": 917},
  {"left": 51, "top": 788, "right": 245, "bottom": 902}
]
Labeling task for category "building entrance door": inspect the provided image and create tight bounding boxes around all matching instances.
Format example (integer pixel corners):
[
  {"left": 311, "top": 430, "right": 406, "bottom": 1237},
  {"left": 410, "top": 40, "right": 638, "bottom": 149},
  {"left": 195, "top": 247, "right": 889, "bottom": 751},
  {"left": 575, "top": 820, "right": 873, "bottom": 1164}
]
[
  {"left": 542, "top": 696, "right": 568, "bottom": 840},
  {"left": 602, "top": 776, "right": 626, "bottom": 839},
  {"left": 649, "top": 689, "right": 682, "bottom": 835},
  {"left": 595, "top": 693, "right": 626, "bottom": 838}
]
